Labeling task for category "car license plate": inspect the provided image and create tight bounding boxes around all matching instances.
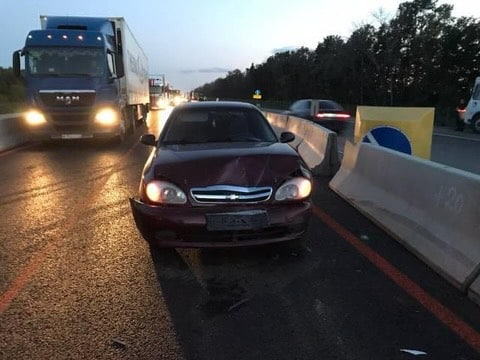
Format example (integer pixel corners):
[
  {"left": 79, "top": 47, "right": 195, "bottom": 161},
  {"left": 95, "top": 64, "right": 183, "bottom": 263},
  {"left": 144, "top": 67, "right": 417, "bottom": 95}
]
[
  {"left": 206, "top": 210, "right": 268, "bottom": 231},
  {"left": 61, "top": 134, "right": 83, "bottom": 139}
]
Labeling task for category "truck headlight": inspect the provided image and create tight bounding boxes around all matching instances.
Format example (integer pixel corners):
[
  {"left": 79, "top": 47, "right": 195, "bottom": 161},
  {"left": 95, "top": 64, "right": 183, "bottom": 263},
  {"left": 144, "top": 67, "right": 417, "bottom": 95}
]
[
  {"left": 25, "top": 110, "right": 47, "bottom": 125},
  {"left": 95, "top": 108, "right": 118, "bottom": 126},
  {"left": 275, "top": 177, "right": 312, "bottom": 201},
  {"left": 144, "top": 180, "right": 187, "bottom": 204}
]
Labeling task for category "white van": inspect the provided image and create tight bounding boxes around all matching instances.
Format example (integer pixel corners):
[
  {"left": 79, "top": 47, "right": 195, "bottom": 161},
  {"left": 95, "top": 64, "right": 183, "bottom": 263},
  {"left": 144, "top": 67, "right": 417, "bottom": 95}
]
[{"left": 465, "top": 76, "right": 480, "bottom": 133}]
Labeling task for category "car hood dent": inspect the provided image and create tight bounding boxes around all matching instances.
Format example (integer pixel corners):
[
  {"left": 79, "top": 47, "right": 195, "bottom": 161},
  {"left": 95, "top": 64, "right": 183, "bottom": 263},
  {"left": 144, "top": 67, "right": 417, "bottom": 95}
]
[{"left": 152, "top": 143, "right": 303, "bottom": 187}]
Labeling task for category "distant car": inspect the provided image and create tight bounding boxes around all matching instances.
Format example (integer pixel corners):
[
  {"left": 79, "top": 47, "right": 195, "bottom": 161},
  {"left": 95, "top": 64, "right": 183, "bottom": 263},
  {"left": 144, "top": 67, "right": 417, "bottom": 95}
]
[
  {"left": 130, "top": 101, "right": 313, "bottom": 248},
  {"left": 284, "top": 99, "right": 351, "bottom": 132}
]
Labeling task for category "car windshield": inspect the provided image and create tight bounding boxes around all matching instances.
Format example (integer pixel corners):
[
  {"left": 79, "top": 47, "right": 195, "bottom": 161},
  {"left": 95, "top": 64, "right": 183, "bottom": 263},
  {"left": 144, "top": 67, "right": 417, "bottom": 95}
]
[{"left": 160, "top": 107, "right": 278, "bottom": 144}]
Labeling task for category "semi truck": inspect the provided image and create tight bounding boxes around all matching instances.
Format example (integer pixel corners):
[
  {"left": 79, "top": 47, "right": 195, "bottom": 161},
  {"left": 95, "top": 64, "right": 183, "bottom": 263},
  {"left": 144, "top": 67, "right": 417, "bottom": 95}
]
[
  {"left": 149, "top": 74, "right": 168, "bottom": 110},
  {"left": 12, "top": 15, "right": 149, "bottom": 142},
  {"left": 465, "top": 76, "right": 480, "bottom": 133}
]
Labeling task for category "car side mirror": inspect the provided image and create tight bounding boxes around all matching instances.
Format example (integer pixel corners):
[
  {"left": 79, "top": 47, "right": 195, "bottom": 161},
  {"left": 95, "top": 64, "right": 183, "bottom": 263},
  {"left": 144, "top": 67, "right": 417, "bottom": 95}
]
[
  {"left": 140, "top": 134, "right": 156, "bottom": 146},
  {"left": 280, "top": 131, "right": 295, "bottom": 143}
]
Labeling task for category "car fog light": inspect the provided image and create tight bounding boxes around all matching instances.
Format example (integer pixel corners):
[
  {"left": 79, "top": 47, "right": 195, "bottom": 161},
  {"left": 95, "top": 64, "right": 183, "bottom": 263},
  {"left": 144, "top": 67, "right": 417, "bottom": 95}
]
[{"left": 25, "top": 110, "right": 47, "bottom": 125}]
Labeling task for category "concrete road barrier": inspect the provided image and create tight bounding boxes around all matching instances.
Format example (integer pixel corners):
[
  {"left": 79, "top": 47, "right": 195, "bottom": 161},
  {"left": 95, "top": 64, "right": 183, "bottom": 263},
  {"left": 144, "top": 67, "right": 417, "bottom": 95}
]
[
  {"left": 283, "top": 115, "right": 312, "bottom": 149},
  {"left": 330, "top": 141, "right": 480, "bottom": 298},
  {"left": 264, "top": 112, "right": 340, "bottom": 176},
  {"left": 0, "top": 113, "right": 30, "bottom": 152},
  {"left": 264, "top": 112, "right": 288, "bottom": 132},
  {"left": 468, "top": 272, "right": 480, "bottom": 305},
  {"left": 289, "top": 116, "right": 340, "bottom": 176}
]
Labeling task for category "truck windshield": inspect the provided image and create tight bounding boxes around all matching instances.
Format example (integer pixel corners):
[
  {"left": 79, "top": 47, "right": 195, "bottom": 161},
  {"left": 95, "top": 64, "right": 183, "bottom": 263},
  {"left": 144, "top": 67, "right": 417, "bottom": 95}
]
[{"left": 26, "top": 47, "right": 105, "bottom": 77}]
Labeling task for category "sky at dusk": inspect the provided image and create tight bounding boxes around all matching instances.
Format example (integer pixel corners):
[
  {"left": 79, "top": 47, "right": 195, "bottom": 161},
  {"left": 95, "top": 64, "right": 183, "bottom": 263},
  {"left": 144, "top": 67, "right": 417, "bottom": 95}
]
[{"left": 0, "top": 0, "right": 478, "bottom": 91}]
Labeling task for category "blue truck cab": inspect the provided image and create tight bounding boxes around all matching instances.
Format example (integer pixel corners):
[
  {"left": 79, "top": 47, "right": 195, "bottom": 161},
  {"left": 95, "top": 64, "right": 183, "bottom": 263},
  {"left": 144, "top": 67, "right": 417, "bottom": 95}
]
[{"left": 13, "top": 15, "right": 149, "bottom": 141}]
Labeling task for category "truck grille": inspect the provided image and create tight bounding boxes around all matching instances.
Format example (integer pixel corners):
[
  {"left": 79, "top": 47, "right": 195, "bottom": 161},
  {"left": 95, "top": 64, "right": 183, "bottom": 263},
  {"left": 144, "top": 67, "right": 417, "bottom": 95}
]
[
  {"left": 39, "top": 90, "right": 96, "bottom": 107},
  {"left": 190, "top": 185, "right": 272, "bottom": 203},
  {"left": 50, "top": 112, "right": 91, "bottom": 133}
]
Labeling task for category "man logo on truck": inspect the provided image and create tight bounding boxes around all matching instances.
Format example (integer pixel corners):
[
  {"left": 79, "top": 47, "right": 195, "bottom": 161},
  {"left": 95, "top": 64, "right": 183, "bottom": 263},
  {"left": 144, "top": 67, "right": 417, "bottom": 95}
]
[{"left": 56, "top": 95, "right": 80, "bottom": 105}]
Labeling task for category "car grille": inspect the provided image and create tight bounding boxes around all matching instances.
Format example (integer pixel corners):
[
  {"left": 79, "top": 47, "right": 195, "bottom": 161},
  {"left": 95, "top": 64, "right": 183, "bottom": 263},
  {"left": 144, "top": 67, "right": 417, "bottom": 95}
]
[
  {"left": 39, "top": 90, "right": 96, "bottom": 107},
  {"left": 190, "top": 185, "right": 272, "bottom": 203}
]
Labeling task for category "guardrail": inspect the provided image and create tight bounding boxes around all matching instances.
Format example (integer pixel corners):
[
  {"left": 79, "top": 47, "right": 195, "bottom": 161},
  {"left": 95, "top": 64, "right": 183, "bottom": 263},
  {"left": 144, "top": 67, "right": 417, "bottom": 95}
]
[
  {"left": 330, "top": 141, "right": 480, "bottom": 305},
  {"left": 263, "top": 111, "right": 340, "bottom": 176},
  {"left": 0, "top": 113, "right": 30, "bottom": 153},
  {"left": 262, "top": 112, "right": 480, "bottom": 306}
]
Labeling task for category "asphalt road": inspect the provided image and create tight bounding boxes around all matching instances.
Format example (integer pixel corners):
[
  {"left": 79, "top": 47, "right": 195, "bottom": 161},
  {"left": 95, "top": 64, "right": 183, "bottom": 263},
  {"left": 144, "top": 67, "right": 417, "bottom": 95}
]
[
  {"left": 1, "top": 110, "right": 480, "bottom": 359},
  {"left": 430, "top": 127, "right": 480, "bottom": 174}
]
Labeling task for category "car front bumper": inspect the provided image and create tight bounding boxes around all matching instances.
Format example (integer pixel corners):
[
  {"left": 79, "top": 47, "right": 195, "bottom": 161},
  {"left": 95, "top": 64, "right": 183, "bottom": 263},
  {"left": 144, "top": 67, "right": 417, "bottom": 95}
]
[
  {"left": 129, "top": 198, "right": 312, "bottom": 248},
  {"left": 314, "top": 119, "right": 350, "bottom": 132}
]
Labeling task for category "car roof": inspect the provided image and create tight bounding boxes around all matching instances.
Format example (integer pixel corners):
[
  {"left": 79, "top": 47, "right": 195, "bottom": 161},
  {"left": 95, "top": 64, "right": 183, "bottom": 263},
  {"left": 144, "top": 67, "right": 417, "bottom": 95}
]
[
  {"left": 293, "top": 99, "right": 343, "bottom": 108},
  {"left": 294, "top": 98, "right": 339, "bottom": 103},
  {"left": 173, "top": 101, "right": 260, "bottom": 111}
]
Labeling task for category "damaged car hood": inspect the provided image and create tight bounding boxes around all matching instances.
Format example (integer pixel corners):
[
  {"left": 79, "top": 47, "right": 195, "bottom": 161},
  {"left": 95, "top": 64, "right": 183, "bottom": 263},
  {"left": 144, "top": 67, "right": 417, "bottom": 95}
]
[{"left": 151, "top": 142, "right": 305, "bottom": 188}]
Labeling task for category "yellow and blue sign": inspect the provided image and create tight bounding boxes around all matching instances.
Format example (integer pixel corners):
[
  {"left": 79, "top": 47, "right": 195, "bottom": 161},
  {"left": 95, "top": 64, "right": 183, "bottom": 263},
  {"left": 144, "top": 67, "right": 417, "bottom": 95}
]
[
  {"left": 355, "top": 106, "right": 435, "bottom": 159},
  {"left": 253, "top": 89, "right": 262, "bottom": 100},
  {"left": 363, "top": 126, "right": 412, "bottom": 154}
]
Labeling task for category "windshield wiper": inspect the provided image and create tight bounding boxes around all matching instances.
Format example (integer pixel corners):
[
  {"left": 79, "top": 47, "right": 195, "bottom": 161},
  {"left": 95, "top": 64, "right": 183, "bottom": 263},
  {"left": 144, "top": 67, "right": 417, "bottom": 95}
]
[
  {"left": 34, "top": 73, "right": 60, "bottom": 77},
  {"left": 215, "top": 136, "right": 264, "bottom": 142},
  {"left": 162, "top": 140, "right": 206, "bottom": 145},
  {"left": 60, "top": 73, "right": 93, "bottom": 77}
]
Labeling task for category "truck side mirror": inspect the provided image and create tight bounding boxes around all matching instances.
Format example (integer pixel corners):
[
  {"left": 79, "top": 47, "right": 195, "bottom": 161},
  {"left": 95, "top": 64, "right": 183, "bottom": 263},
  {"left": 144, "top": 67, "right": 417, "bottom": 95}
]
[
  {"left": 115, "top": 53, "right": 125, "bottom": 78},
  {"left": 12, "top": 50, "right": 21, "bottom": 78}
]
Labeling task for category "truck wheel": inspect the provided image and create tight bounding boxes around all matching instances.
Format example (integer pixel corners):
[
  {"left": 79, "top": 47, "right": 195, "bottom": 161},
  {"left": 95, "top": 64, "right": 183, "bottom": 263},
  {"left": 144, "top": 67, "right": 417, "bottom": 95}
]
[
  {"left": 472, "top": 114, "right": 480, "bottom": 133},
  {"left": 131, "top": 114, "right": 137, "bottom": 134},
  {"left": 128, "top": 107, "right": 137, "bottom": 134},
  {"left": 116, "top": 117, "right": 127, "bottom": 143}
]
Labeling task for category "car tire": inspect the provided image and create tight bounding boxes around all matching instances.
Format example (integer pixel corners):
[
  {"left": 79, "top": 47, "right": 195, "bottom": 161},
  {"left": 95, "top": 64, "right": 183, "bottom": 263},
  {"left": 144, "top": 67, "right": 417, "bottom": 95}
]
[
  {"left": 148, "top": 245, "right": 184, "bottom": 269},
  {"left": 284, "top": 236, "right": 308, "bottom": 255},
  {"left": 472, "top": 114, "right": 480, "bottom": 133}
]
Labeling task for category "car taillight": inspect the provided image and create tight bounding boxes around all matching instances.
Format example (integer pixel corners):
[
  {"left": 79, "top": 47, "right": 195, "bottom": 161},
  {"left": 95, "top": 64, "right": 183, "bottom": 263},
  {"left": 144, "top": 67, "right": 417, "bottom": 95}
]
[{"left": 315, "top": 112, "right": 350, "bottom": 119}]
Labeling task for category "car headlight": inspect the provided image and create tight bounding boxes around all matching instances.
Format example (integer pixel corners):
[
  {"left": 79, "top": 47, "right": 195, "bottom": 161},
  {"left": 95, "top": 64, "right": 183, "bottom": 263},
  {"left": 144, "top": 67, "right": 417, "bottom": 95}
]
[
  {"left": 144, "top": 180, "right": 187, "bottom": 204},
  {"left": 25, "top": 110, "right": 47, "bottom": 125},
  {"left": 95, "top": 108, "right": 118, "bottom": 126},
  {"left": 275, "top": 177, "right": 312, "bottom": 201}
]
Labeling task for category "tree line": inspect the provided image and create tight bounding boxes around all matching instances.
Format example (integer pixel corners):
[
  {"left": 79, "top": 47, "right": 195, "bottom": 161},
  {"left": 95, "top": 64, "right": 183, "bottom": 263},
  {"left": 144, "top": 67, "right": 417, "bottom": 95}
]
[
  {"left": 0, "top": 66, "right": 24, "bottom": 113},
  {"left": 1, "top": 0, "right": 479, "bottom": 119},
  {"left": 194, "top": 0, "right": 480, "bottom": 119}
]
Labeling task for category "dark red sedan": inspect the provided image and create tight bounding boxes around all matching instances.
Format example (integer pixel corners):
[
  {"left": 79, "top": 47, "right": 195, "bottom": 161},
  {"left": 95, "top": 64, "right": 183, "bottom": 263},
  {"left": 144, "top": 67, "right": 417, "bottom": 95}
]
[{"left": 130, "top": 101, "right": 312, "bottom": 248}]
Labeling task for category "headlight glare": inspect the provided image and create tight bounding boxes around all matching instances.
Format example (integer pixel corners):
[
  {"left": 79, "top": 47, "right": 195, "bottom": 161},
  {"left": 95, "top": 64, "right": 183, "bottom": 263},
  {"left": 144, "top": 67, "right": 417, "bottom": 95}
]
[
  {"left": 25, "top": 110, "right": 47, "bottom": 125},
  {"left": 95, "top": 108, "right": 117, "bottom": 126},
  {"left": 145, "top": 180, "right": 187, "bottom": 204},
  {"left": 275, "top": 177, "right": 312, "bottom": 201}
]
